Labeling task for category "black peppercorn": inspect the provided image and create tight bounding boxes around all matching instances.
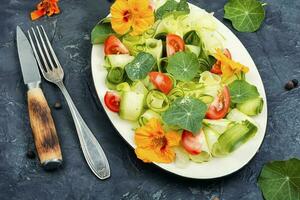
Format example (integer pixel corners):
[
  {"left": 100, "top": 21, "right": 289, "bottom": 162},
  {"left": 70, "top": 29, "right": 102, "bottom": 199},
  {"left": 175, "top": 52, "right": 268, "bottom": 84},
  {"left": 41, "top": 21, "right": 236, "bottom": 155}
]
[
  {"left": 53, "top": 101, "right": 62, "bottom": 109},
  {"left": 292, "top": 79, "right": 298, "bottom": 87},
  {"left": 26, "top": 150, "right": 36, "bottom": 159},
  {"left": 285, "top": 81, "right": 294, "bottom": 90}
]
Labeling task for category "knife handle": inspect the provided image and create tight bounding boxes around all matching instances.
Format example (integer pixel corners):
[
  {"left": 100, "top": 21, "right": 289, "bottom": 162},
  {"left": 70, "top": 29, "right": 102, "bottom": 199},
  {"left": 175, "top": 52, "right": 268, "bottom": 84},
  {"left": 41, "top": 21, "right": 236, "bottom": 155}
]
[{"left": 27, "top": 87, "right": 63, "bottom": 170}]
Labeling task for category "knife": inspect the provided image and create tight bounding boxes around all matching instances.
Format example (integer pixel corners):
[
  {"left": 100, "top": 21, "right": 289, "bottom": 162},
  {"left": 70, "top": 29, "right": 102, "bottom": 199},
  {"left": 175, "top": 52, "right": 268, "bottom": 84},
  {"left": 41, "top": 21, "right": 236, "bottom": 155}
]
[{"left": 16, "top": 26, "right": 63, "bottom": 170}]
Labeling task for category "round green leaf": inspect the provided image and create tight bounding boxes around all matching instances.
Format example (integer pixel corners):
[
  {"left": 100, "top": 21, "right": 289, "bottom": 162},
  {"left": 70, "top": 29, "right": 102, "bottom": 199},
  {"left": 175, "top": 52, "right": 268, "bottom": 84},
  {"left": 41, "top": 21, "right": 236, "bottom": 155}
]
[
  {"left": 167, "top": 52, "right": 200, "bottom": 81},
  {"left": 224, "top": 0, "right": 266, "bottom": 32},
  {"left": 258, "top": 158, "right": 300, "bottom": 200},
  {"left": 125, "top": 52, "right": 156, "bottom": 81},
  {"left": 228, "top": 80, "right": 260, "bottom": 103},
  {"left": 162, "top": 97, "right": 207, "bottom": 133}
]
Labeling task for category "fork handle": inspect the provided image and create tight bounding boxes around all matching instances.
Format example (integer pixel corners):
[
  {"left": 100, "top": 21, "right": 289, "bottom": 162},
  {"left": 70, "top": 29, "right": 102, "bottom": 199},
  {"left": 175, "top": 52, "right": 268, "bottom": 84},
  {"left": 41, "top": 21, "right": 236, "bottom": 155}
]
[
  {"left": 28, "top": 87, "right": 63, "bottom": 170},
  {"left": 56, "top": 81, "right": 110, "bottom": 180}
]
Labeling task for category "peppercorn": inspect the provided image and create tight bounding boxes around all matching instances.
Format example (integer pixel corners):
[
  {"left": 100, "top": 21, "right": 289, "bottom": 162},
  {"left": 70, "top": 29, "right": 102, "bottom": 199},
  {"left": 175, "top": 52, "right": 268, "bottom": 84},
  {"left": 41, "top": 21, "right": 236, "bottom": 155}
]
[
  {"left": 26, "top": 150, "right": 36, "bottom": 159},
  {"left": 292, "top": 79, "right": 298, "bottom": 87},
  {"left": 285, "top": 81, "right": 295, "bottom": 90},
  {"left": 53, "top": 101, "right": 62, "bottom": 109}
]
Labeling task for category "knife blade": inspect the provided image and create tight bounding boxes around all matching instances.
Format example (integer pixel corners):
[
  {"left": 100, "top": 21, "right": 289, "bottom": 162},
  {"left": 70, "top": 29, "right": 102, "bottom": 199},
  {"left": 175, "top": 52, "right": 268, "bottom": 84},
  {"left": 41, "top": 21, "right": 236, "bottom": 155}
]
[
  {"left": 16, "top": 26, "right": 41, "bottom": 89},
  {"left": 16, "top": 26, "right": 63, "bottom": 170}
]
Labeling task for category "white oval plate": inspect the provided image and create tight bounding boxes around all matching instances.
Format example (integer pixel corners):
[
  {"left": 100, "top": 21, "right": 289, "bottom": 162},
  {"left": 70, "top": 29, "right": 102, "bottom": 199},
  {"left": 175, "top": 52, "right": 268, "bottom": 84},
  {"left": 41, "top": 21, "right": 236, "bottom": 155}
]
[{"left": 91, "top": 3, "right": 267, "bottom": 179}]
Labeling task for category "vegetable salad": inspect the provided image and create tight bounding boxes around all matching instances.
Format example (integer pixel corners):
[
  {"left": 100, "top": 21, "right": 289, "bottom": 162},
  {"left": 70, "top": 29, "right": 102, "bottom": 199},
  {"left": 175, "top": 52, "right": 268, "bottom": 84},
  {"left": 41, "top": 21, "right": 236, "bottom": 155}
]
[{"left": 92, "top": 0, "right": 264, "bottom": 165}]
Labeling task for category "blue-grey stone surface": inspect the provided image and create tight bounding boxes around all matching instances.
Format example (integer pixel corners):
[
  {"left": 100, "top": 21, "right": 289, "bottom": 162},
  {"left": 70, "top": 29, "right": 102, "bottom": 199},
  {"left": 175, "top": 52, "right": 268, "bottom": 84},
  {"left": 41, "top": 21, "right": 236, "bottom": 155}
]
[{"left": 0, "top": 0, "right": 300, "bottom": 199}]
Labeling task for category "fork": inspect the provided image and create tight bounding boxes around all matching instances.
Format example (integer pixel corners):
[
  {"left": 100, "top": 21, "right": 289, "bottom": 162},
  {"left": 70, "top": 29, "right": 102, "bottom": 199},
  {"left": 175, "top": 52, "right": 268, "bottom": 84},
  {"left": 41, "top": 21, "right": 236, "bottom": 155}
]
[{"left": 28, "top": 25, "right": 110, "bottom": 180}]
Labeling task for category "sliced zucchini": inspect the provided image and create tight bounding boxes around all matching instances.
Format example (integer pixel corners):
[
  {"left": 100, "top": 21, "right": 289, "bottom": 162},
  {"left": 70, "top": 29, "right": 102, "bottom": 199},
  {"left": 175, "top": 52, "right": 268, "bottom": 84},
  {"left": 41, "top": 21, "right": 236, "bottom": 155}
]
[
  {"left": 203, "top": 119, "right": 232, "bottom": 134},
  {"left": 145, "top": 38, "right": 163, "bottom": 63},
  {"left": 226, "top": 108, "right": 258, "bottom": 126},
  {"left": 174, "top": 146, "right": 190, "bottom": 168},
  {"left": 212, "top": 120, "right": 258, "bottom": 157},
  {"left": 203, "top": 125, "right": 220, "bottom": 152},
  {"left": 185, "top": 45, "right": 201, "bottom": 57},
  {"left": 119, "top": 91, "right": 145, "bottom": 121},
  {"left": 189, "top": 130, "right": 211, "bottom": 163},
  {"left": 138, "top": 110, "right": 161, "bottom": 126},
  {"left": 106, "top": 54, "right": 134, "bottom": 68},
  {"left": 237, "top": 97, "right": 264, "bottom": 116}
]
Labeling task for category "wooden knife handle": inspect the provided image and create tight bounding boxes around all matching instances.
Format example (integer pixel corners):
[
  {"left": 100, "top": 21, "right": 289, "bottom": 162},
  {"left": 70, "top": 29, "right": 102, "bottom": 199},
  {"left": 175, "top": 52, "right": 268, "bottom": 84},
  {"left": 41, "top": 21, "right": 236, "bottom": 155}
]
[{"left": 27, "top": 87, "right": 62, "bottom": 170}]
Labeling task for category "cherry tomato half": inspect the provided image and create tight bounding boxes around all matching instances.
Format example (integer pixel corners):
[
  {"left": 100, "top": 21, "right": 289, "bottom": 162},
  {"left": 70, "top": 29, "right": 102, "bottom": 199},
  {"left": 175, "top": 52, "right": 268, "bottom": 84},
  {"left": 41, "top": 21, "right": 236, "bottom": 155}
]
[
  {"left": 181, "top": 130, "right": 203, "bottom": 155},
  {"left": 149, "top": 72, "right": 173, "bottom": 94},
  {"left": 206, "top": 86, "right": 230, "bottom": 119},
  {"left": 210, "top": 48, "right": 232, "bottom": 74},
  {"left": 104, "top": 35, "right": 129, "bottom": 55},
  {"left": 166, "top": 34, "right": 185, "bottom": 57},
  {"left": 104, "top": 91, "right": 121, "bottom": 113}
]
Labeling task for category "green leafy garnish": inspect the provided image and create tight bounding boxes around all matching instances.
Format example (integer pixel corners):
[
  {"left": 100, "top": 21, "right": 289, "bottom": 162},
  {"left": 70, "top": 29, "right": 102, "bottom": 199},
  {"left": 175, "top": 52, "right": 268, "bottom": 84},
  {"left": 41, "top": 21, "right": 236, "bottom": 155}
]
[
  {"left": 183, "top": 31, "right": 201, "bottom": 46},
  {"left": 162, "top": 97, "right": 207, "bottom": 133},
  {"left": 91, "top": 23, "right": 115, "bottom": 44},
  {"left": 224, "top": 0, "right": 266, "bottom": 32},
  {"left": 167, "top": 52, "right": 200, "bottom": 81},
  {"left": 155, "top": 0, "right": 190, "bottom": 20},
  {"left": 228, "top": 80, "right": 259, "bottom": 103},
  {"left": 258, "top": 158, "right": 300, "bottom": 200},
  {"left": 125, "top": 52, "right": 156, "bottom": 81}
]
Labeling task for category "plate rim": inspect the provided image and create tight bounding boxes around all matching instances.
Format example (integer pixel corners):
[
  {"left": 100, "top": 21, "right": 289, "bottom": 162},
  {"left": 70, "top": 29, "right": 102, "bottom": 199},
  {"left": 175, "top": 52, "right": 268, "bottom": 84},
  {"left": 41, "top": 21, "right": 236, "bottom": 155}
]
[{"left": 90, "top": 2, "right": 268, "bottom": 179}]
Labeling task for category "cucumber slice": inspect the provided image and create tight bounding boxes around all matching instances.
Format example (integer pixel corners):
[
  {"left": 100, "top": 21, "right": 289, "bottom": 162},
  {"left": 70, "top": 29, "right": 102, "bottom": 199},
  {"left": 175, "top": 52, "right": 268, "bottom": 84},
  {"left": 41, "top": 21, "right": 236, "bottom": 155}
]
[
  {"left": 106, "top": 54, "right": 134, "bottom": 68},
  {"left": 174, "top": 147, "right": 190, "bottom": 168},
  {"left": 185, "top": 45, "right": 201, "bottom": 57},
  {"left": 226, "top": 108, "right": 258, "bottom": 126},
  {"left": 138, "top": 110, "right": 161, "bottom": 126},
  {"left": 119, "top": 91, "right": 145, "bottom": 121},
  {"left": 189, "top": 130, "right": 211, "bottom": 163},
  {"left": 198, "top": 95, "right": 214, "bottom": 104},
  {"left": 145, "top": 38, "right": 163, "bottom": 63},
  {"left": 237, "top": 97, "right": 264, "bottom": 116},
  {"left": 212, "top": 120, "right": 258, "bottom": 157},
  {"left": 131, "top": 81, "right": 148, "bottom": 95},
  {"left": 203, "top": 125, "right": 220, "bottom": 152},
  {"left": 203, "top": 119, "right": 232, "bottom": 134}
]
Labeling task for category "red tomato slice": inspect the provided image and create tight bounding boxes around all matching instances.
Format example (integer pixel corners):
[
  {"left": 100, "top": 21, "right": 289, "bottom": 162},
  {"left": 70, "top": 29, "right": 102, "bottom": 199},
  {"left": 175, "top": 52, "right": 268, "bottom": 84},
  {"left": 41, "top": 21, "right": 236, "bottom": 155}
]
[
  {"left": 149, "top": 72, "right": 173, "bottom": 94},
  {"left": 104, "top": 35, "right": 129, "bottom": 55},
  {"left": 166, "top": 34, "right": 185, "bottom": 57},
  {"left": 181, "top": 130, "right": 202, "bottom": 155},
  {"left": 104, "top": 91, "right": 121, "bottom": 113},
  {"left": 206, "top": 86, "right": 230, "bottom": 119},
  {"left": 210, "top": 48, "right": 232, "bottom": 75}
]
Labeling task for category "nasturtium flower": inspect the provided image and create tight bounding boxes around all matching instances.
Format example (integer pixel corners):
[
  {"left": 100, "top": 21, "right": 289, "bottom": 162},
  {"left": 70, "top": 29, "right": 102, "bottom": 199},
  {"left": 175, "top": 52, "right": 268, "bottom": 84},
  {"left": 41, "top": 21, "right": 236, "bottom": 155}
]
[
  {"left": 214, "top": 48, "right": 249, "bottom": 80},
  {"left": 111, "top": 0, "right": 154, "bottom": 36},
  {"left": 134, "top": 118, "right": 181, "bottom": 163}
]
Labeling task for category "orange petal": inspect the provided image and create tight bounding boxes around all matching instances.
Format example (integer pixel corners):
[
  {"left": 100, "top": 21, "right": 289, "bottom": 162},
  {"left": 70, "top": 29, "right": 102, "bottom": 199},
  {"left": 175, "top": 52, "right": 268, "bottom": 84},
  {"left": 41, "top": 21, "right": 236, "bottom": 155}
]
[
  {"left": 31, "top": 9, "right": 46, "bottom": 20},
  {"left": 165, "top": 131, "right": 181, "bottom": 147},
  {"left": 135, "top": 147, "right": 175, "bottom": 163},
  {"left": 111, "top": 17, "right": 132, "bottom": 35}
]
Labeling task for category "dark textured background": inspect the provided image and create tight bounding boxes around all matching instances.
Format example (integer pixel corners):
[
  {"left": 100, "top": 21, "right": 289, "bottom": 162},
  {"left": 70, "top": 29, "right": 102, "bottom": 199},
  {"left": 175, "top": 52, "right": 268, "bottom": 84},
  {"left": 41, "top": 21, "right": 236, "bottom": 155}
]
[{"left": 1, "top": 0, "right": 300, "bottom": 199}]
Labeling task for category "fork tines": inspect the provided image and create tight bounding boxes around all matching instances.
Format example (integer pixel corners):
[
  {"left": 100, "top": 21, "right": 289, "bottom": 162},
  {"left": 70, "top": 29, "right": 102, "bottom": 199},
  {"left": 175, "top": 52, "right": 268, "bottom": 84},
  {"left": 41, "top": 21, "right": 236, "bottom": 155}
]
[{"left": 28, "top": 26, "right": 62, "bottom": 75}]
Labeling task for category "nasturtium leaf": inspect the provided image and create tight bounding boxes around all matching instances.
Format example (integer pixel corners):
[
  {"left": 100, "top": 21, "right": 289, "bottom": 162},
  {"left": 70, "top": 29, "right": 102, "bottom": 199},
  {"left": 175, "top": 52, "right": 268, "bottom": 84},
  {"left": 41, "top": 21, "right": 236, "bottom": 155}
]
[
  {"left": 167, "top": 52, "right": 200, "bottom": 81},
  {"left": 224, "top": 0, "right": 266, "bottom": 32},
  {"left": 155, "top": 0, "right": 190, "bottom": 20},
  {"left": 162, "top": 97, "right": 207, "bottom": 133},
  {"left": 228, "top": 80, "right": 259, "bottom": 103},
  {"left": 91, "top": 23, "right": 114, "bottom": 44},
  {"left": 258, "top": 158, "right": 300, "bottom": 200},
  {"left": 125, "top": 52, "right": 156, "bottom": 81}
]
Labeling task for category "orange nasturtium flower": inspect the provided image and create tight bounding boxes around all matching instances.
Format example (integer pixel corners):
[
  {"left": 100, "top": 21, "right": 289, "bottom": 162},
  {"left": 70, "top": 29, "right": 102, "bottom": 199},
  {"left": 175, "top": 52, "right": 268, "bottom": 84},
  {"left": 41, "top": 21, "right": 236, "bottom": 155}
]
[
  {"left": 111, "top": 0, "right": 154, "bottom": 36},
  {"left": 214, "top": 48, "right": 249, "bottom": 80},
  {"left": 31, "top": 0, "right": 60, "bottom": 21},
  {"left": 134, "top": 119, "right": 181, "bottom": 163}
]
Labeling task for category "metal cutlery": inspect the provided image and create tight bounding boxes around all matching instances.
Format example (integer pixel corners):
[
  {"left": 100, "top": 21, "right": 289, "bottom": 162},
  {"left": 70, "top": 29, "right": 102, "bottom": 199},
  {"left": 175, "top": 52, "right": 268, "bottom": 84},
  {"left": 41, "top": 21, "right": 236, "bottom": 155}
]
[
  {"left": 27, "top": 25, "right": 110, "bottom": 180},
  {"left": 16, "top": 26, "right": 63, "bottom": 170}
]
